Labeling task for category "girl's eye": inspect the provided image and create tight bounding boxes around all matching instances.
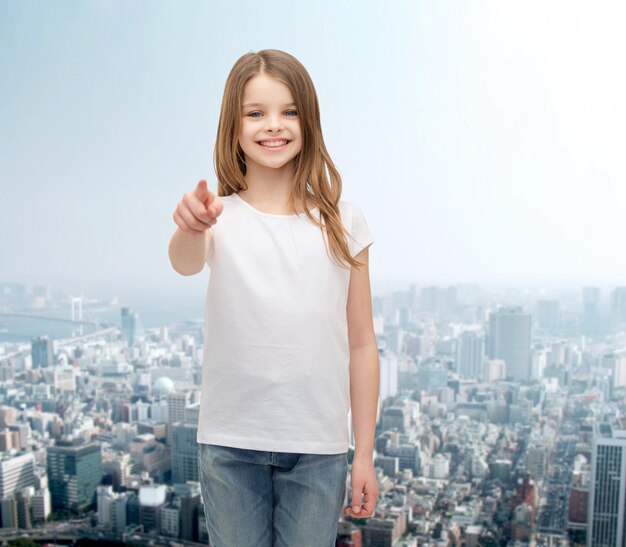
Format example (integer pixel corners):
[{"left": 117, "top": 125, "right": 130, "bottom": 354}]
[{"left": 247, "top": 110, "right": 298, "bottom": 118}]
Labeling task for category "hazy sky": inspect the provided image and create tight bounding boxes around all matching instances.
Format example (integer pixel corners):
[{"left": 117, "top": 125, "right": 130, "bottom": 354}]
[{"left": 2, "top": 1, "right": 625, "bottom": 316}]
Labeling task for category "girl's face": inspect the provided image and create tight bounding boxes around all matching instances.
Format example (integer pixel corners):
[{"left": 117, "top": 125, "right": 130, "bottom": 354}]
[{"left": 239, "top": 73, "right": 302, "bottom": 170}]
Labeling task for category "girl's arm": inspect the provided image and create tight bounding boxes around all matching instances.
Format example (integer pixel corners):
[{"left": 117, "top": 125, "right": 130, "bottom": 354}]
[
  {"left": 345, "top": 245, "right": 380, "bottom": 519},
  {"left": 346, "top": 245, "right": 379, "bottom": 459}
]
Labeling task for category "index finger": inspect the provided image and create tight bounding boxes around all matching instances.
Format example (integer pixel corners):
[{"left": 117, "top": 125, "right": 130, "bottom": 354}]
[{"left": 194, "top": 179, "right": 210, "bottom": 201}]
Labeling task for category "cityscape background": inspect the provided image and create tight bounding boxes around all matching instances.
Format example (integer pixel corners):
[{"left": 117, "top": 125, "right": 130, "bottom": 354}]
[{"left": 2, "top": 1, "right": 626, "bottom": 546}]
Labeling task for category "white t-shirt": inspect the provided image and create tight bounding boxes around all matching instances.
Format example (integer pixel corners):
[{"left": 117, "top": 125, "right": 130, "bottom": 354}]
[{"left": 196, "top": 192, "right": 374, "bottom": 454}]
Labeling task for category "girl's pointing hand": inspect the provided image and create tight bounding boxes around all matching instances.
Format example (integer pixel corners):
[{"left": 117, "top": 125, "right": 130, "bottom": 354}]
[{"left": 173, "top": 179, "right": 223, "bottom": 235}]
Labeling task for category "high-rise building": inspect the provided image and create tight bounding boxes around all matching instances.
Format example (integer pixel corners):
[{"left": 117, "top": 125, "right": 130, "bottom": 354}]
[
  {"left": 536, "top": 300, "right": 560, "bottom": 331},
  {"left": 0, "top": 497, "right": 18, "bottom": 528},
  {"left": 419, "top": 286, "right": 457, "bottom": 315},
  {"left": 138, "top": 485, "right": 166, "bottom": 533},
  {"left": 177, "top": 482, "right": 201, "bottom": 541},
  {"left": 161, "top": 503, "right": 180, "bottom": 537},
  {"left": 487, "top": 307, "right": 532, "bottom": 381},
  {"left": 600, "top": 351, "right": 626, "bottom": 396},
  {"left": 0, "top": 406, "right": 17, "bottom": 427},
  {"left": 456, "top": 331, "right": 485, "bottom": 380},
  {"left": 0, "top": 452, "right": 35, "bottom": 500},
  {"left": 166, "top": 392, "right": 190, "bottom": 425},
  {"left": 31, "top": 336, "right": 54, "bottom": 368},
  {"left": 47, "top": 441, "right": 102, "bottom": 512},
  {"left": 582, "top": 287, "right": 602, "bottom": 337},
  {"left": 610, "top": 287, "right": 626, "bottom": 330},
  {"left": 30, "top": 487, "right": 51, "bottom": 523},
  {"left": 379, "top": 349, "right": 398, "bottom": 402},
  {"left": 121, "top": 307, "right": 144, "bottom": 346},
  {"left": 171, "top": 422, "right": 199, "bottom": 484},
  {"left": 14, "top": 488, "right": 33, "bottom": 530},
  {"left": 96, "top": 485, "right": 128, "bottom": 533},
  {"left": 588, "top": 421, "right": 626, "bottom": 546},
  {"left": 569, "top": 486, "right": 589, "bottom": 526},
  {"left": 166, "top": 391, "right": 190, "bottom": 444}
]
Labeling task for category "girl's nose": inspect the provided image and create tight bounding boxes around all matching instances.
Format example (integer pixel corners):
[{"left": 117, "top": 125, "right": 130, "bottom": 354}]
[{"left": 265, "top": 115, "right": 284, "bottom": 132}]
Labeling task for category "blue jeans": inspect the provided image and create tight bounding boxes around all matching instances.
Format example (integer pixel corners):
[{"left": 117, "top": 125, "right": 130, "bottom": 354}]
[{"left": 197, "top": 443, "right": 348, "bottom": 547}]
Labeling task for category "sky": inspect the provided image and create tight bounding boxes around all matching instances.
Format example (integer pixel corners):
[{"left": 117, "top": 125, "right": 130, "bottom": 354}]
[{"left": 1, "top": 0, "right": 625, "bottom": 321}]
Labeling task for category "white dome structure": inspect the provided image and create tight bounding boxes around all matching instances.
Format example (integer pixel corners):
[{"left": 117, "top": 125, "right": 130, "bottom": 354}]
[{"left": 153, "top": 376, "right": 175, "bottom": 396}]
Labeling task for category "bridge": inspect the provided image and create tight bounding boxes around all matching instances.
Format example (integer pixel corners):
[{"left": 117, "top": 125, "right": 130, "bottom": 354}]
[
  {"left": 0, "top": 313, "right": 120, "bottom": 363},
  {"left": 0, "top": 312, "right": 116, "bottom": 329}
]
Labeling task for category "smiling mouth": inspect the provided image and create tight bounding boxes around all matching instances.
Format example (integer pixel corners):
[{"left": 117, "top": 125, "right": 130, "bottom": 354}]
[{"left": 256, "top": 140, "right": 291, "bottom": 148}]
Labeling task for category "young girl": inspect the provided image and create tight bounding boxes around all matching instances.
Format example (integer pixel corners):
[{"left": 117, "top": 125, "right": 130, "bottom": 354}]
[{"left": 168, "top": 49, "right": 380, "bottom": 547}]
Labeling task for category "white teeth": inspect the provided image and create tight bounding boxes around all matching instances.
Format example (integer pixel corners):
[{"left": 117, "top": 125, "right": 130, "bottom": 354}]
[{"left": 258, "top": 140, "right": 288, "bottom": 147}]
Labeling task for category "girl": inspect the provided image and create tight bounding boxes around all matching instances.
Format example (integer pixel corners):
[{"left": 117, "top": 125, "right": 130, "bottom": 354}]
[{"left": 168, "top": 49, "right": 380, "bottom": 547}]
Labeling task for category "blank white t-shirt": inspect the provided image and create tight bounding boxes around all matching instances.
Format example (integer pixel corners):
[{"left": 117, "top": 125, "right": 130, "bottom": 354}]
[{"left": 196, "top": 192, "right": 374, "bottom": 454}]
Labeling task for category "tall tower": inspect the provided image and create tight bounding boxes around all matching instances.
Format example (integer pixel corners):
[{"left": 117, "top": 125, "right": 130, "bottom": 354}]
[
  {"left": 611, "top": 287, "right": 626, "bottom": 330},
  {"left": 121, "top": 307, "right": 135, "bottom": 346},
  {"left": 31, "top": 336, "right": 54, "bottom": 369},
  {"left": 456, "top": 330, "right": 485, "bottom": 380},
  {"left": 582, "top": 287, "right": 602, "bottom": 337},
  {"left": 121, "top": 306, "right": 144, "bottom": 346},
  {"left": 171, "top": 422, "right": 199, "bottom": 484},
  {"left": 588, "top": 421, "right": 626, "bottom": 546},
  {"left": 487, "top": 307, "right": 532, "bottom": 381}
]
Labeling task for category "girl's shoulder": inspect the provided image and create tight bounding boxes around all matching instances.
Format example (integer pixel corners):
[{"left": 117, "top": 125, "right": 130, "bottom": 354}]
[
  {"left": 337, "top": 199, "right": 356, "bottom": 216},
  {"left": 338, "top": 199, "right": 368, "bottom": 222}
]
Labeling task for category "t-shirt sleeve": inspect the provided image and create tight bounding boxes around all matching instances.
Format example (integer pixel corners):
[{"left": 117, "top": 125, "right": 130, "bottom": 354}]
[{"left": 348, "top": 203, "right": 375, "bottom": 258}]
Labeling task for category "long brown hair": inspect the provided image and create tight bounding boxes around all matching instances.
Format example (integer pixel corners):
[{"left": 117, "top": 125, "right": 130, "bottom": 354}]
[{"left": 213, "top": 48, "right": 366, "bottom": 269}]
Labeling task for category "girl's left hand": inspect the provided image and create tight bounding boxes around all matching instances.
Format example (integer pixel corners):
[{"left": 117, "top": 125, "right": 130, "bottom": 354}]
[{"left": 344, "top": 454, "right": 379, "bottom": 519}]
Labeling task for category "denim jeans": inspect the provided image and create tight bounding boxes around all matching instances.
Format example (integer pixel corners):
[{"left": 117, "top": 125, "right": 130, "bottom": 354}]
[{"left": 197, "top": 442, "right": 348, "bottom": 547}]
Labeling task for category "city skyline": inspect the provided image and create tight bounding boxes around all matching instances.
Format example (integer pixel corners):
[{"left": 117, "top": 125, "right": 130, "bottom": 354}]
[{"left": 1, "top": 275, "right": 626, "bottom": 543}]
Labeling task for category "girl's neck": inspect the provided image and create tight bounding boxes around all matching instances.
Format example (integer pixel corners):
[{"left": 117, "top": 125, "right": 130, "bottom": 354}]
[{"left": 240, "top": 160, "right": 303, "bottom": 213}]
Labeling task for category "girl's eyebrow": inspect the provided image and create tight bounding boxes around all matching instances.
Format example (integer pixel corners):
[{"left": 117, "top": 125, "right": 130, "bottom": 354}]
[{"left": 242, "top": 102, "right": 296, "bottom": 108}]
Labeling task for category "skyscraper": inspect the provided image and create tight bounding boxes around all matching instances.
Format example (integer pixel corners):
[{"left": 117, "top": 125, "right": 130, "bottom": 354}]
[
  {"left": 47, "top": 441, "right": 102, "bottom": 513},
  {"left": 121, "top": 307, "right": 144, "bottom": 346},
  {"left": 611, "top": 287, "right": 626, "bottom": 330},
  {"left": 167, "top": 392, "right": 190, "bottom": 424},
  {"left": 171, "top": 402, "right": 200, "bottom": 485},
  {"left": 0, "top": 452, "right": 35, "bottom": 499},
  {"left": 166, "top": 391, "right": 190, "bottom": 444},
  {"left": 600, "top": 351, "right": 626, "bottom": 397},
  {"left": 536, "top": 300, "right": 560, "bottom": 331},
  {"left": 487, "top": 307, "right": 532, "bottom": 381},
  {"left": 588, "top": 421, "right": 626, "bottom": 546},
  {"left": 456, "top": 330, "right": 485, "bottom": 380},
  {"left": 582, "top": 287, "right": 602, "bottom": 337},
  {"left": 31, "top": 336, "right": 53, "bottom": 368}
]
